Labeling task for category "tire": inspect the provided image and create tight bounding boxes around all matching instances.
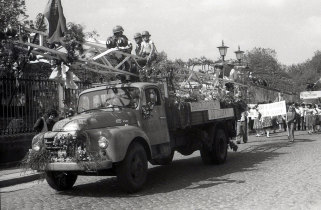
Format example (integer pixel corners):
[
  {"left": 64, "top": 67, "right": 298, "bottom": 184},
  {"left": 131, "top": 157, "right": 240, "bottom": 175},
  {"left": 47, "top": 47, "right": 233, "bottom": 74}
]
[
  {"left": 200, "top": 144, "right": 213, "bottom": 165},
  {"left": 116, "top": 142, "right": 148, "bottom": 193},
  {"left": 149, "top": 151, "right": 174, "bottom": 165},
  {"left": 200, "top": 129, "right": 228, "bottom": 165},
  {"left": 45, "top": 171, "right": 77, "bottom": 191}
]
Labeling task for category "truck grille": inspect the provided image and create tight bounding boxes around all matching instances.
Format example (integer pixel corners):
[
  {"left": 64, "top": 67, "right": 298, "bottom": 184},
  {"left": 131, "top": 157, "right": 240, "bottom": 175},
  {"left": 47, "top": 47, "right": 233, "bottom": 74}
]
[{"left": 44, "top": 133, "right": 89, "bottom": 162}]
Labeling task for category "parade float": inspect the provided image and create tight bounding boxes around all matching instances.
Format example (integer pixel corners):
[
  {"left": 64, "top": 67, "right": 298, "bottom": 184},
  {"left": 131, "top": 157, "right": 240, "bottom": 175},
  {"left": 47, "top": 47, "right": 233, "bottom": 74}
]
[{"left": 1, "top": 0, "right": 251, "bottom": 193}]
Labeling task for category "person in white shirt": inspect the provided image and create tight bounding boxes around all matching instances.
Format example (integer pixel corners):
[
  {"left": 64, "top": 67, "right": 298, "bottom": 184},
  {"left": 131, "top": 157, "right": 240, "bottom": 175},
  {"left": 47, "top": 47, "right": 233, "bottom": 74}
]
[
  {"left": 139, "top": 31, "right": 157, "bottom": 66},
  {"left": 294, "top": 103, "right": 301, "bottom": 130},
  {"left": 298, "top": 103, "right": 305, "bottom": 130}
]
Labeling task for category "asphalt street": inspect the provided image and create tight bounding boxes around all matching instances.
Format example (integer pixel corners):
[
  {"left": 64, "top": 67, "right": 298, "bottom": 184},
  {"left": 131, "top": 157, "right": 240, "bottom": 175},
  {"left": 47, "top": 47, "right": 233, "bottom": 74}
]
[{"left": 1, "top": 131, "right": 321, "bottom": 210}]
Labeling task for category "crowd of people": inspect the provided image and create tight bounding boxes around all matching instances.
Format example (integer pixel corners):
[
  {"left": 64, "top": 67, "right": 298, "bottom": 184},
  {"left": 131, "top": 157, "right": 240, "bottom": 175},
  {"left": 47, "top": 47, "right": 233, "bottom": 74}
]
[{"left": 243, "top": 102, "right": 321, "bottom": 143}]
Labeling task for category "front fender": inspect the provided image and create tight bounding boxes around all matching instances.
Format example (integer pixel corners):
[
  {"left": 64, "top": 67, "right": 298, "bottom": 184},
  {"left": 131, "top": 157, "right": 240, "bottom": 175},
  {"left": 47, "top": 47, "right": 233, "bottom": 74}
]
[{"left": 85, "top": 125, "right": 151, "bottom": 162}]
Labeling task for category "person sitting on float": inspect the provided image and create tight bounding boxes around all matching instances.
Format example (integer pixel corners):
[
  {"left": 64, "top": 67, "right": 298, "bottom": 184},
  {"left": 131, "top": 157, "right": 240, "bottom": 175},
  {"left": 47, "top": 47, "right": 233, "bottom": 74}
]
[
  {"left": 139, "top": 31, "right": 157, "bottom": 66},
  {"left": 106, "top": 25, "right": 132, "bottom": 53}
]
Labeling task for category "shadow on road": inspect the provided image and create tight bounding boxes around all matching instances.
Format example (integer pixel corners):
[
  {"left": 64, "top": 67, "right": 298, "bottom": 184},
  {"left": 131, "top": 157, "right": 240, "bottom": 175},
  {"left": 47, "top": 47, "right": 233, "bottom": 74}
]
[{"left": 57, "top": 136, "right": 314, "bottom": 198}]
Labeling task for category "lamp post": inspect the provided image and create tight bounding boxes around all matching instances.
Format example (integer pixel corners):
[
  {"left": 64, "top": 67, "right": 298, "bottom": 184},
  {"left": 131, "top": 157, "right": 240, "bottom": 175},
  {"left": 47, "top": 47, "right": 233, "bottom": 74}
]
[
  {"left": 234, "top": 45, "right": 244, "bottom": 65},
  {"left": 217, "top": 40, "right": 229, "bottom": 78}
]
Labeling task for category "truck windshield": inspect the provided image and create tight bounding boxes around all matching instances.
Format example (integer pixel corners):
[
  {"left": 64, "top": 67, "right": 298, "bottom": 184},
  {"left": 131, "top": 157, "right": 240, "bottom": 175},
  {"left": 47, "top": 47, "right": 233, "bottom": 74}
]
[{"left": 78, "top": 87, "right": 140, "bottom": 113}]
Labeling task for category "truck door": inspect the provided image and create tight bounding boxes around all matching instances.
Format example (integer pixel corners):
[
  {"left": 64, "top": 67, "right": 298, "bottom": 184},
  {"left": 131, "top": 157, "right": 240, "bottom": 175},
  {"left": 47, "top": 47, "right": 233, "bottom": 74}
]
[{"left": 140, "top": 87, "right": 170, "bottom": 148}]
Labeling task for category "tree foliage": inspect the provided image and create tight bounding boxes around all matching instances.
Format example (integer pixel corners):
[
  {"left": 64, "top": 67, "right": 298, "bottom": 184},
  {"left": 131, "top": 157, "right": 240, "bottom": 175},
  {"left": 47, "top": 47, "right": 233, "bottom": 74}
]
[
  {"left": 287, "top": 51, "right": 321, "bottom": 92},
  {"left": 0, "top": 0, "right": 28, "bottom": 31},
  {"left": 244, "top": 47, "right": 294, "bottom": 92}
]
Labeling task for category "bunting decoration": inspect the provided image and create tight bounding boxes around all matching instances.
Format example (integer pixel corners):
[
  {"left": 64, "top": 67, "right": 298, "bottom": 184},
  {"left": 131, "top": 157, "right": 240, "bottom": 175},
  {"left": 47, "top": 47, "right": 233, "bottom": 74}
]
[{"left": 49, "top": 62, "right": 80, "bottom": 89}]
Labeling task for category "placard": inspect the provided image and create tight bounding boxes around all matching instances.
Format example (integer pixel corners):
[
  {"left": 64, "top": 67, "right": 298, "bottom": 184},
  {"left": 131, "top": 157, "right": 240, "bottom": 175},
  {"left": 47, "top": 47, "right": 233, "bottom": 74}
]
[
  {"left": 208, "top": 108, "right": 234, "bottom": 120},
  {"left": 258, "top": 101, "right": 286, "bottom": 117},
  {"left": 300, "top": 91, "right": 321, "bottom": 99},
  {"left": 189, "top": 100, "right": 220, "bottom": 112}
]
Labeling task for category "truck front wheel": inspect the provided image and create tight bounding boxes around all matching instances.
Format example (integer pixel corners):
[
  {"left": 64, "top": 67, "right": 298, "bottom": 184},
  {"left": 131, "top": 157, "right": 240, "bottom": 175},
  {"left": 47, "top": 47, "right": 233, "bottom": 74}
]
[
  {"left": 116, "top": 142, "right": 148, "bottom": 193},
  {"left": 45, "top": 171, "right": 77, "bottom": 191},
  {"left": 200, "top": 129, "right": 227, "bottom": 165}
]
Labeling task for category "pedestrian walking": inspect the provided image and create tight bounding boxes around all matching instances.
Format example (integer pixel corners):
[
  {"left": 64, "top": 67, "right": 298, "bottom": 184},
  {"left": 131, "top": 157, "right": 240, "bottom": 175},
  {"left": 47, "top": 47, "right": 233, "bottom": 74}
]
[
  {"left": 253, "top": 105, "right": 263, "bottom": 137},
  {"left": 299, "top": 103, "right": 305, "bottom": 130},
  {"left": 305, "top": 104, "right": 315, "bottom": 134},
  {"left": 262, "top": 116, "right": 272, "bottom": 137},
  {"left": 287, "top": 105, "right": 296, "bottom": 142},
  {"left": 236, "top": 111, "right": 248, "bottom": 144},
  {"left": 294, "top": 103, "right": 301, "bottom": 130}
]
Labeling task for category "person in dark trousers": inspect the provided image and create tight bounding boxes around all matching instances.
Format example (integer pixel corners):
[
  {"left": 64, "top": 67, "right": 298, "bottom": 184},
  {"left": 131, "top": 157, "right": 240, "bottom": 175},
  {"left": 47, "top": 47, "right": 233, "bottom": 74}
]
[
  {"left": 287, "top": 105, "right": 296, "bottom": 142},
  {"left": 33, "top": 109, "right": 59, "bottom": 133}
]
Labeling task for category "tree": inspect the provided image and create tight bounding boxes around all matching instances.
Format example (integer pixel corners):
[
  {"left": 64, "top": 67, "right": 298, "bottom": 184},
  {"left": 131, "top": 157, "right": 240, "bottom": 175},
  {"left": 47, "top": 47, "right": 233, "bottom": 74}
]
[
  {"left": 244, "top": 47, "right": 293, "bottom": 92},
  {"left": 0, "top": 0, "right": 28, "bottom": 31},
  {"left": 287, "top": 51, "right": 321, "bottom": 92}
]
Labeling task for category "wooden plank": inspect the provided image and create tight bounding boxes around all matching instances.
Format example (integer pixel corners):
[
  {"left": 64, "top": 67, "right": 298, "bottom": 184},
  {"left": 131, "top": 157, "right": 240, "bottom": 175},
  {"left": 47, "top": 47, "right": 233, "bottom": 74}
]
[
  {"left": 208, "top": 108, "right": 234, "bottom": 120},
  {"left": 78, "top": 58, "right": 139, "bottom": 77},
  {"left": 23, "top": 27, "right": 48, "bottom": 36},
  {"left": 189, "top": 100, "right": 220, "bottom": 112},
  {"left": 92, "top": 48, "right": 118, "bottom": 60}
]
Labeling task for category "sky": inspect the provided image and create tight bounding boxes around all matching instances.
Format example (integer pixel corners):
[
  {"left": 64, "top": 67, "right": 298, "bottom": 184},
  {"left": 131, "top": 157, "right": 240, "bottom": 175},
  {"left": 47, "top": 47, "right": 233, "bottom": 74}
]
[{"left": 25, "top": 0, "right": 321, "bottom": 65}]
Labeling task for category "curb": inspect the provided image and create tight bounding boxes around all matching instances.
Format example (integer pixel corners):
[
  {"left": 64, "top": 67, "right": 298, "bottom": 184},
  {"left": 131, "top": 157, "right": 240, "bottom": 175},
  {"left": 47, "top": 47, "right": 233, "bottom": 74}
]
[{"left": 0, "top": 171, "right": 43, "bottom": 188}]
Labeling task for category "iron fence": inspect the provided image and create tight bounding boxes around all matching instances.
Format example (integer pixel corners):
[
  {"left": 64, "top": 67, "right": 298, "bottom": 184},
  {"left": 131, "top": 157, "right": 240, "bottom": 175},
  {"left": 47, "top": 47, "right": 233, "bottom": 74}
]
[{"left": 0, "top": 77, "right": 91, "bottom": 135}]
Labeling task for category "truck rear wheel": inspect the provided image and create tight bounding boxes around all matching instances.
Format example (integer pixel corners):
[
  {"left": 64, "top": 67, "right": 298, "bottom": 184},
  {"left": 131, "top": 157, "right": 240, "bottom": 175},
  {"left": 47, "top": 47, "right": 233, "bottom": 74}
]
[
  {"left": 200, "top": 129, "right": 227, "bottom": 165},
  {"left": 116, "top": 142, "right": 148, "bottom": 193},
  {"left": 45, "top": 171, "right": 77, "bottom": 191}
]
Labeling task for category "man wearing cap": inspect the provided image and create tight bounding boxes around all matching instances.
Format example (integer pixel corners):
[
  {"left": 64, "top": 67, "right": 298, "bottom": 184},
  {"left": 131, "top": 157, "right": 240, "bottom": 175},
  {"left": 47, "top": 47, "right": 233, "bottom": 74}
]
[
  {"left": 133, "top": 32, "right": 142, "bottom": 56},
  {"left": 139, "top": 31, "right": 157, "bottom": 65}
]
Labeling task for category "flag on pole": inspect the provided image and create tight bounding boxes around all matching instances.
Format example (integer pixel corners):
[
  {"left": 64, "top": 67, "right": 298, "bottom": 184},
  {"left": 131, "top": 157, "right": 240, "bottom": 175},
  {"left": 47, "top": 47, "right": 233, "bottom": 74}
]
[{"left": 43, "top": 0, "right": 67, "bottom": 44}]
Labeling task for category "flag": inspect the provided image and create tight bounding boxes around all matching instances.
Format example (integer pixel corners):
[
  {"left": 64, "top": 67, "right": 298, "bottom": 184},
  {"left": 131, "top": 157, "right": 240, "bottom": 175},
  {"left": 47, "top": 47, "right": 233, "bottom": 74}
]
[{"left": 43, "top": 0, "right": 67, "bottom": 44}]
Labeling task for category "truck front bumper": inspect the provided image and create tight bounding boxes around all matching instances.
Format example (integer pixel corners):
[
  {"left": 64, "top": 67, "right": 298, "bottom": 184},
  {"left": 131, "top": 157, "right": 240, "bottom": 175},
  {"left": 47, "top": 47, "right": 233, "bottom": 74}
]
[{"left": 44, "top": 160, "right": 113, "bottom": 171}]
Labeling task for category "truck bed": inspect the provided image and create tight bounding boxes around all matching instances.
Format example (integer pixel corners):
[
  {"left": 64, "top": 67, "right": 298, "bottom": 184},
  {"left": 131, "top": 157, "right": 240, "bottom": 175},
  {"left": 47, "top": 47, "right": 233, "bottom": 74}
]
[{"left": 165, "top": 99, "right": 235, "bottom": 131}]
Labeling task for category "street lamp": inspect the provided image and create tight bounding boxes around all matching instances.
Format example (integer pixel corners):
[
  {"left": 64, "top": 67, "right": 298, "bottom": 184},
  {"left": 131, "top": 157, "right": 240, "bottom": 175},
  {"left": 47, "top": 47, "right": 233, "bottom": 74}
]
[
  {"left": 217, "top": 40, "right": 229, "bottom": 61},
  {"left": 217, "top": 40, "right": 229, "bottom": 78},
  {"left": 234, "top": 45, "right": 244, "bottom": 64}
]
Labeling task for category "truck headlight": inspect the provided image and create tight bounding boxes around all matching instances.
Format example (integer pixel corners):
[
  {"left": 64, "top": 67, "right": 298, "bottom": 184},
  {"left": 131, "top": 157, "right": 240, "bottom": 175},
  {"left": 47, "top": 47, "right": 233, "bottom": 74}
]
[
  {"left": 32, "top": 143, "right": 41, "bottom": 151},
  {"left": 98, "top": 136, "right": 109, "bottom": 149}
]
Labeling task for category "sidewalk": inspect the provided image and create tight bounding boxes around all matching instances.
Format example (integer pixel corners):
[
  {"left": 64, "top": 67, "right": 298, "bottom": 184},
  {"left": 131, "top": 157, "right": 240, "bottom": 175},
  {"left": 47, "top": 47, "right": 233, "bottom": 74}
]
[{"left": 0, "top": 167, "right": 42, "bottom": 188}]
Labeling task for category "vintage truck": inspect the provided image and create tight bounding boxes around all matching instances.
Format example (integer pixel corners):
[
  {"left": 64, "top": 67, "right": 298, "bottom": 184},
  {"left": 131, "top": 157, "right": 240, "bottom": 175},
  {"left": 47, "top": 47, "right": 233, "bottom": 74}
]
[{"left": 30, "top": 81, "right": 236, "bottom": 193}]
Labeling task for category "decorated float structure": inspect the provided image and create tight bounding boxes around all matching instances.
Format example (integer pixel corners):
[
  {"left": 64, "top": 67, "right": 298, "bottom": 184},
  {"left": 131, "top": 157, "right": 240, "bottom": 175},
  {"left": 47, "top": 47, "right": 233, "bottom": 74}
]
[{"left": 2, "top": 0, "right": 252, "bottom": 193}]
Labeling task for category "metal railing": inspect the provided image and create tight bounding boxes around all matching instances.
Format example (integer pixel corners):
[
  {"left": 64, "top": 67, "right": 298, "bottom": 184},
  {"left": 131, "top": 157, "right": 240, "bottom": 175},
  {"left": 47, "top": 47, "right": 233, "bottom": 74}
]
[{"left": 0, "top": 76, "right": 91, "bottom": 135}]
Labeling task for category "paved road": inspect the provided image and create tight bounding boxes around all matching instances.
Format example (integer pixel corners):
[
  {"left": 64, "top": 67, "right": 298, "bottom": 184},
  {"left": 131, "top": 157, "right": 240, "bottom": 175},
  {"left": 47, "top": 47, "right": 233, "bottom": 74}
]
[{"left": 1, "top": 131, "right": 321, "bottom": 210}]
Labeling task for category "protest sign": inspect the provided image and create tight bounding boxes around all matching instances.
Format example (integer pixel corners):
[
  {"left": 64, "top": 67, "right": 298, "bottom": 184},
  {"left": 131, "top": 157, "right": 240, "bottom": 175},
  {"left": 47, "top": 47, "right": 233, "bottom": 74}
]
[{"left": 258, "top": 101, "right": 286, "bottom": 117}]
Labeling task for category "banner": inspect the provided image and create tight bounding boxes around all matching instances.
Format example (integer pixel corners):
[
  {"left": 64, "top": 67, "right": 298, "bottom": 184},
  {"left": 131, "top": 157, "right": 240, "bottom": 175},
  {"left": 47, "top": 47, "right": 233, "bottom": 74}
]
[
  {"left": 258, "top": 101, "right": 286, "bottom": 117},
  {"left": 300, "top": 91, "right": 321, "bottom": 99},
  {"left": 44, "top": 0, "right": 67, "bottom": 44}
]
